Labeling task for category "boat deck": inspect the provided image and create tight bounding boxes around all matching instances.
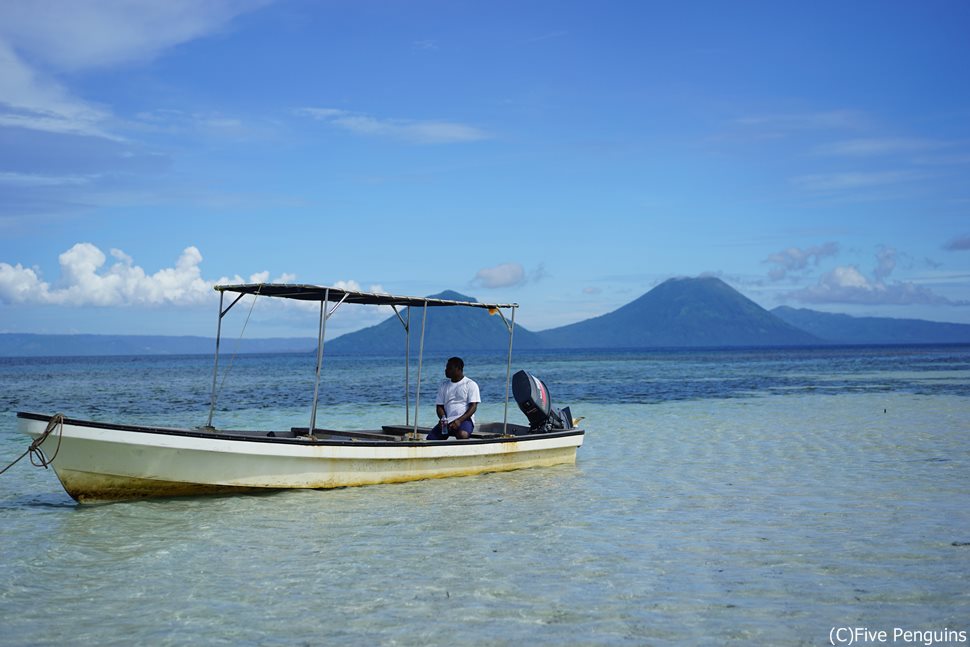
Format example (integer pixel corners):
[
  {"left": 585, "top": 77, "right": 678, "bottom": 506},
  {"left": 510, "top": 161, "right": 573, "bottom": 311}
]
[{"left": 17, "top": 412, "right": 573, "bottom": 446}]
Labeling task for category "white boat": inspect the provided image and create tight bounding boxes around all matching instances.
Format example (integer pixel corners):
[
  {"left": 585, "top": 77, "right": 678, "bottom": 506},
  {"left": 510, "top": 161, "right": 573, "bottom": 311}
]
[{"left": 17, "top": 284, "right": 585, "bottom": 503}]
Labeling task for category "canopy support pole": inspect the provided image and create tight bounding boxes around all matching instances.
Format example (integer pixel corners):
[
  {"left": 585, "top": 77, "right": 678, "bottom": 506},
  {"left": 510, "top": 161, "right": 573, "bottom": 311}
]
[
  {"left": 499, "top": 307, "right": 516, "bottom": 436},
  {"left": 412, "top": 301, "right": 428, "bottom": 440},
  {"left": 204, "top": 291, "right": 226, "bottom": 430},
  {"left": 391, "top": 305, "right": 411, "bottom": 425},
  {"left": 405, "top": 306, "right": 411, "bottom": 424},
  {"left": 204, "top": 291, "right": 248, "bottom": 430},
  {"left": 309, "top": 288, "right": 331, "bottom": 436}
]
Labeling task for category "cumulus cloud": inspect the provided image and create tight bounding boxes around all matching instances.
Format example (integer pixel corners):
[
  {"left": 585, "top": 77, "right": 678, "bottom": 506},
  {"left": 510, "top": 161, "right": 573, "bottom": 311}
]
[
  {"left": 0, "top": 243, "right": 288, "bottom": 307},
  {"left": 789, "top": 267, "right": 954, "bottom": 306},
  {"left": 944, "top": 235, "right": 970, "bottom": 251},
  {"left": 765, "top": 242, "right": 839, "bottom": 280},
  {"left": 296, "top": 107, "right": 488, "bottom": 145},
  {"left": 786, "top": 247, "right": 966, "bottom": 306},
  {"left": 471, "top": 262, "right": 527, "bottom": 289},
  {"left": 469, "top": 262, "right": 548, "bottom": 290},
  {"left": 332, "top": 280, "right": 389, "bottom": 295}
]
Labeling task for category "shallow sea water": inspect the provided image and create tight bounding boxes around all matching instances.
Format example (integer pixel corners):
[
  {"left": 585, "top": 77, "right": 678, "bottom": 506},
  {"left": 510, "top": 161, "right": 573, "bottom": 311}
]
[{"left": 1, "top": 348, "right": 969, "bottom": 645}]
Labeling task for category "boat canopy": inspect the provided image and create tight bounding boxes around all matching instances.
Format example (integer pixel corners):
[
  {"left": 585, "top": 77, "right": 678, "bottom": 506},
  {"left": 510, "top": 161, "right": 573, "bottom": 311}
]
[
  {"left": 215, "top": 283, "right": 517, "bottom": 310},
  {"left": 207, "top": 282, "right": 518, "bottom": 438}
]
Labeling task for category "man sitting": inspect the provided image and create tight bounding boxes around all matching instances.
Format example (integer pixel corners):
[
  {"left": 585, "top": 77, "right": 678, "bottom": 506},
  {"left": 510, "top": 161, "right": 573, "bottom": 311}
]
[{"left": 426, "top": 356, "right": 480, "bottom": 440}]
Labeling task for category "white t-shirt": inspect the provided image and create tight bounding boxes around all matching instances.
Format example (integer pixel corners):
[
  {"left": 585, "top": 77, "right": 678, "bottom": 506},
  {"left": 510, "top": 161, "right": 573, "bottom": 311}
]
[{"left": 436, "top": 376, "right": 481, "bottom": 423}]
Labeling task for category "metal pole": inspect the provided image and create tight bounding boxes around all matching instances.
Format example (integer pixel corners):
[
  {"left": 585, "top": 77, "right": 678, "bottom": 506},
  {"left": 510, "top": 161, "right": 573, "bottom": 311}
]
[
  {"left": 412, "top": 301, "right": 428, "bottom": 439},
  {"left": 405, "top": 305, "right": 411, "bottom": 425},
  {"left": 390, "top": 305, "right": 411, "bottom": 425},
  {"left": 309, "top": 288, "right": 330, "bottom": 436},
  {"left": 502, "top": 306, "right": 516, "bottom": 436},
  {"left": 205, "top": 291, "right": 225, "bottom": 430}
]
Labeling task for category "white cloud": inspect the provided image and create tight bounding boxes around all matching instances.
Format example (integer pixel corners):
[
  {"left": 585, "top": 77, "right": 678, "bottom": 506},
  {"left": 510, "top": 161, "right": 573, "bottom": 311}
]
[
  {"left": 789, "top": 267, "right": 954, "bottom": 306},
  {"left": 0, "top": 1, "right": 267, "bottom": 71},
  {"left": 471, "top": 263, "right": 527, "bottom": 289},
  {"left": 297, "top": 107, "right": 489, "bottom": 145},
  {"left": 765, "top": 242, "right": 840, "bottom": 281},
  {"left": 333, "top": 280, "right": 391, "bottom": 294},
  {"left": 0, "top": 40, "right": 115, "bottom": 139},
  {"left": 0, "top": 2, "right": 267, "bottom": 139},
  {"left": 0, "top": 243, "right": 291, "bottom": 307},
  {"left": 786, "top": 248, "right": 965, "bottom": 306}
]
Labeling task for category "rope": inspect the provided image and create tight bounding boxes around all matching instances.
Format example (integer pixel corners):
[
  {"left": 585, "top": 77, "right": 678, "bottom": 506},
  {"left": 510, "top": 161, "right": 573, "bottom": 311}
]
[
  {"left": 0, "top": 413, "right": 65, "bottom": 476},
  {"left": 214, "top": 289, "right": 261, "bottom": 411}
]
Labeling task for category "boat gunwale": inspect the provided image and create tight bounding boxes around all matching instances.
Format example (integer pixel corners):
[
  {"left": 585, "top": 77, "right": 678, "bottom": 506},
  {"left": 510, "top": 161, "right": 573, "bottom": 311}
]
[{"left": 16, "top": 411, "right": 585, "bottom": 448}]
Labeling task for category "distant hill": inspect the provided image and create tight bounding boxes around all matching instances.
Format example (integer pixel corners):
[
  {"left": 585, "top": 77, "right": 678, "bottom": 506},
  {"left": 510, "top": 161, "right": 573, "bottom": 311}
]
[
  {"left": 7, "top": 281, "right": 969, "bottom": 358},
  {"left": 772, "top": 306, "right": 970, "bottom": 345},
  {"left": 539, "top": 277, "right": 820, "bottom": 348},
  {"left": 0, "top": 333, "right": 316, "bottom": 357},
  {"left": 326, "top": 290, "right": 544, "bottom": 354}
]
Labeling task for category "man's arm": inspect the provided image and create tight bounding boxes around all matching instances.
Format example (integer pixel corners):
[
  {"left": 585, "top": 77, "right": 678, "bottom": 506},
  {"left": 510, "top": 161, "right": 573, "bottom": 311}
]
[{"left": 449, "top": 402, "right": 478, "bottom": 429}]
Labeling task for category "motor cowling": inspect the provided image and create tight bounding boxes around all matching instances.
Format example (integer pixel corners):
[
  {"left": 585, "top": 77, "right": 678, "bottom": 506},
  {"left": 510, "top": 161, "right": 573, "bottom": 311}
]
[{"left": 512, "top": 370, "right": 571, "bottom": 432}]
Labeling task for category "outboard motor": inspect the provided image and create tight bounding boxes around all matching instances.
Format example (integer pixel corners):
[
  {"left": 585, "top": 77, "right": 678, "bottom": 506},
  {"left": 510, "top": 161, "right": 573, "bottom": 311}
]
[{"left": 512, "top": 370, "right": 573, "bottom": 433}]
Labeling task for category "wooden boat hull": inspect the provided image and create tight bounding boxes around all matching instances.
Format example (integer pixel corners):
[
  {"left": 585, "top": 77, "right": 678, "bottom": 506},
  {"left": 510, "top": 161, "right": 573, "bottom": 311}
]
[{"left": 17, "top": 413, "right": 584, "bottom": 503}]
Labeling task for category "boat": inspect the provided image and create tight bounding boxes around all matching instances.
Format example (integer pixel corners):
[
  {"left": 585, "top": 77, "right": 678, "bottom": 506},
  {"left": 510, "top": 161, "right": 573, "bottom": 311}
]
[{"left": 16, "top": 283, "right": 585, "bottom": 503}]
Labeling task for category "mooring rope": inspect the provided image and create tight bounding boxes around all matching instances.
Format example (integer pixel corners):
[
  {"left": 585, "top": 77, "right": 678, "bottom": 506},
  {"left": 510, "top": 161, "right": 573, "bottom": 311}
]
[
  {"left": 0, "top": 413, "right": 66, "bottom": 476},
  {"left": 212, "top": 289, "right": 261, "bottom": 422}
]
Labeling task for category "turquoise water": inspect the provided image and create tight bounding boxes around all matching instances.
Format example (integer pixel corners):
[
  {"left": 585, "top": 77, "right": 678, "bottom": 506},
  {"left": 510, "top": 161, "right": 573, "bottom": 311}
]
[{"left": 1, "top": 347, "right": 969, "bottom": 645}]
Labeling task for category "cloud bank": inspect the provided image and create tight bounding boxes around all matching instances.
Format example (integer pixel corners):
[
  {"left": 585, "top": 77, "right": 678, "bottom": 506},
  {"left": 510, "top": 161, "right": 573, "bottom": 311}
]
[
  {"left": 789, "top": 266, "right": 954, "bottom": 305},
  {"left": 0, "top": 243, "right": 283, "bottom": 307},
  {"left": 786, "top": 247, "right": 967, "bottom": 306}
]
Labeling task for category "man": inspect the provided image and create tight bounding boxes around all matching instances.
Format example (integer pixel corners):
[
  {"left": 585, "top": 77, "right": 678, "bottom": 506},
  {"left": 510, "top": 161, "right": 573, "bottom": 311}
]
[{"left": 427, "top": 356, "right": 480, "bottom": 440}]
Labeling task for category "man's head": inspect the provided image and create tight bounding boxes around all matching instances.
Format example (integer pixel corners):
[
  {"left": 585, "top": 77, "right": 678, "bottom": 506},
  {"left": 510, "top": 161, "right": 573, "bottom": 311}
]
[{"left": 445, "top": 356, "right": 464, "bottom": 381}]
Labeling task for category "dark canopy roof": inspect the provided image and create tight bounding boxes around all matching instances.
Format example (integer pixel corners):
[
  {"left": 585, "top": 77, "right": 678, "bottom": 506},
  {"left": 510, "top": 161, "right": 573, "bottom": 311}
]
[{"left": 214, "top": 283, "right": 517, "bottom": 310}]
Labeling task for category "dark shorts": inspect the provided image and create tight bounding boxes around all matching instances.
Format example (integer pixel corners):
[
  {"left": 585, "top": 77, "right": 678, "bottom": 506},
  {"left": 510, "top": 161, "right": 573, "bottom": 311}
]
[{"left": 427, "top": 419, "right": 474, "bottom": 440}]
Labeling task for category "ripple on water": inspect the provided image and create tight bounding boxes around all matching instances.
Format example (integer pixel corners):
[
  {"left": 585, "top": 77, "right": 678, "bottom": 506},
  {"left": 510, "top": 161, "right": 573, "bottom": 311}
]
[{"left": 1, "top": 349, "right": 969, "bottom": 644}]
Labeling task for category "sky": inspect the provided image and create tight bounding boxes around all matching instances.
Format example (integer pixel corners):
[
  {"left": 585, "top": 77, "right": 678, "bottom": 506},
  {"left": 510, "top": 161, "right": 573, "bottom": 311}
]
[{"left": 1, "top": 0, "right": 969, "bottom": 339}]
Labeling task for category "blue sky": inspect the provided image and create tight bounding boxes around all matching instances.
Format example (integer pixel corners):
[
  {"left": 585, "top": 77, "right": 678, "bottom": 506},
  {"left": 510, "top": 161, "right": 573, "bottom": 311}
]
[{"left": 1, "top": 0, "right": 969, "bottom": 338}]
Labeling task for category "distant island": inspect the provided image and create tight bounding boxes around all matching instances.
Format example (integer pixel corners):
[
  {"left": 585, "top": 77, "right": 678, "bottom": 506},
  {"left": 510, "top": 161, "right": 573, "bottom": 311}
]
[{"left": 2, "top": 277, "right": 968, "bottom": 357}]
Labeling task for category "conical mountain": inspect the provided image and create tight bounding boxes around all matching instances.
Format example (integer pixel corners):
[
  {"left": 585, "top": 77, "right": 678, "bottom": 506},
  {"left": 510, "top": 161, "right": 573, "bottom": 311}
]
[
  {"left": 327, "top": 290, "right": 544, "bottom": 354},
  {"left": 538, "top": 277, "right": 820, "bottom": 348}
]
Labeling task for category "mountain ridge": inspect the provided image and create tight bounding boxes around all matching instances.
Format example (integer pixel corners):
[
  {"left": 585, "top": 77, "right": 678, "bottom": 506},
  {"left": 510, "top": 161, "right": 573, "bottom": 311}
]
[
  {"left": 3, "top": 279, "right": 969, "bottom": 356},
  {"left": 324, "top": 290, "right": 544, "bottom": 354},
  {"left": 772, "top": 306, "right": 970, "bottom": 345}
]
